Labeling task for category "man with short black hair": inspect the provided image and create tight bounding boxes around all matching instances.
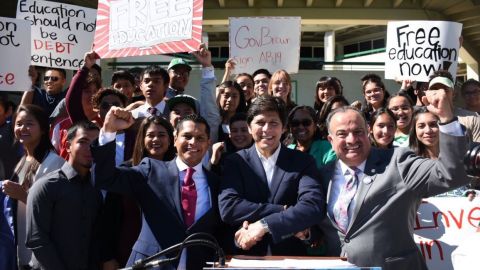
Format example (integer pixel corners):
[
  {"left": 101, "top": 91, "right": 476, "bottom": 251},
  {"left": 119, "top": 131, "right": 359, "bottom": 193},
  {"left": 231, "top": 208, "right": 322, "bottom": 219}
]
[
  {"left": 26, "top": 121, "right": 102, "bottom": 270},
  {"left": 219, "top": 96, "right": 324, "bottom": 255},
  {"left": 92, "top": 108, "right": 225, "bottom": 269},
  {"left": 21, "top": 68, "right": 67, "bottom": 117}
]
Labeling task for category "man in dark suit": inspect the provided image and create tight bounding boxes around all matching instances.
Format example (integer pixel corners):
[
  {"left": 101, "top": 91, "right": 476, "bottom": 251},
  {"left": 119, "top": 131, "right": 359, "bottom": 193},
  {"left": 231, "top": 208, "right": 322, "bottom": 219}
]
[
  {"left": 320, "top": 87, "right": 469, "bottom": 270},
  {"left": 92, "top": 108, "right": 223, "bottom": 270},
  {"left": 218, "top": 96, "right": 325, "bottom": 255}
]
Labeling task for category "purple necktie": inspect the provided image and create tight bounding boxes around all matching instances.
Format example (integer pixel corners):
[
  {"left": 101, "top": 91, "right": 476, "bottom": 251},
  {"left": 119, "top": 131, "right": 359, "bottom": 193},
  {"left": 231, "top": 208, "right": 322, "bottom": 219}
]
[
  {"left": 148, "top": 107, "right": 158, "bottom": 116},
  {"left": 181, "top": 167, "right": 196, "bottom": 227},
  {"left": 333, "top": 167, "right": 360, "bottom": 233}
]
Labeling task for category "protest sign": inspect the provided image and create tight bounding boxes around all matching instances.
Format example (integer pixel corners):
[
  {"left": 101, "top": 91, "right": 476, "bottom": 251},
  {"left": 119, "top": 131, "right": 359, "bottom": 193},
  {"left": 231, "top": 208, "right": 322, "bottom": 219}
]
[
  {"left": 385, "top": 21, "right": 462, "bottom": 82},
  {"left": 16, "top": 0, "right": 96, "bottom": 70},
  {"left": 229, "top": 17, "right": 301, "bottom": 74},
  {"left": 414, "top": 197, "right": 480, "bottom": 270},
  {"left": 0, "top": 17, "right": 31, "bottom": 92},
  {"left": 94, "top": 0, "right": 203, "bottom": 58}
]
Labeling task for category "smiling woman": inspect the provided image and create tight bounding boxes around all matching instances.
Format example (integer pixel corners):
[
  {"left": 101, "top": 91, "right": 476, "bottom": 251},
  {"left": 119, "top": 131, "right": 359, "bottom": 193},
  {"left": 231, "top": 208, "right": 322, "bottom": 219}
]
[
  {"left": 2, "top": 104, "right": 64, "bottom": 269},
  {"left": 286, "top": 105, "right": 336, "bottom": 168}
]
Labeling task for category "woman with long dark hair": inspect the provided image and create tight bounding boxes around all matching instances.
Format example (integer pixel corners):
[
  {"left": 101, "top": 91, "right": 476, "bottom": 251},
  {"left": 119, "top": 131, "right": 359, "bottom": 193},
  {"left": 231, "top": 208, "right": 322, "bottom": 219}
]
[
  {"left": 313, "top": 76, "right": 343, "bottom": 113},
  {"left": 361, "top": 74, "right": 390, "bottom": 122},
  {"left": 369, "top": 108, "right": 396, "bottom": 149},
  {"left": 216, "top": 80, "right": 247, "bottom": 143},
  {"left": 1, "top": 104, "right": 64, "bottom": 269}
]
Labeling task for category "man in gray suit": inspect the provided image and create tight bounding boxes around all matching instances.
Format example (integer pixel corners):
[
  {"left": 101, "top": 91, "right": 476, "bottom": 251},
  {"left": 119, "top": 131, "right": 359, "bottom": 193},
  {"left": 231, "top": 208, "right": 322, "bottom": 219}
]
[{"left": 320, "top": 88, "right": 469, "bottom": 270}]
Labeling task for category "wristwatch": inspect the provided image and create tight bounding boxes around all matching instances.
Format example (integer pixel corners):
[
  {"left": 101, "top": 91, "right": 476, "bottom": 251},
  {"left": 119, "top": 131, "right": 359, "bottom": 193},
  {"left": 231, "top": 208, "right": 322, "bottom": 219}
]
[{"left": 259, "top": 219, "right": 270, "bottom": 233}]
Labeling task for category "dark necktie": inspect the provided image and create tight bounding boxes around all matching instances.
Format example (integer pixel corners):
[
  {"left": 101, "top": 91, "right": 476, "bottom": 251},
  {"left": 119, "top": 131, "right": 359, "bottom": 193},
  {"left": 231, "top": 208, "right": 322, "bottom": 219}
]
[
  {"left": 181, "top": 167, "right": 197, "bottom": 227},
  {"left": 333, "top": 167, "right": 360, "bottom": 233},
  {"left": 147, "top": 107, "right": 158, "bottom": 116}
]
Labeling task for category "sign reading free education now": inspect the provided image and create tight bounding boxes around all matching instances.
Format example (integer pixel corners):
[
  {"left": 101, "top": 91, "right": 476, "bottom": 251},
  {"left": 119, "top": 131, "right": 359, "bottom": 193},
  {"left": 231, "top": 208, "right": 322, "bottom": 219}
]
[
  {"left": 16, "top": 0, "right": 96, "bottom": 70},
  {"left": 94, "top": 0, "right": 203, "bottom": 58},
  {"left": 385, "top": 21, "right": 462, "bottom": 82},
  {"left": 229, "top": 17, "right": 301, "bottom": 74},
  {"left": 0, "top": 17, "right": 31, "bottom": 91}
]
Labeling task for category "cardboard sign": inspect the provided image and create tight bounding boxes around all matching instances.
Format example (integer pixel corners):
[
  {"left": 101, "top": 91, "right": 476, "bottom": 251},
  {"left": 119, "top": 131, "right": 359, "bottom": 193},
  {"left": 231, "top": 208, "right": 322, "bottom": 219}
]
[
  {"left": 94, "top": 0, "right": 203, "bottom": 58},
  {"left": 0, "top": 17, "right": 31, "bottom": 92},
  {"left": 16, "top": 0, "right": 97, "bottom": 70},
  {"left": 229, "top": 17, "right": 301, "bottom": 74},
  {"left": 385, "top": 21, "right": 462, "bottom": 82},
  {"left": 414, "top": 197, "right": 480, "bottom": 270}
]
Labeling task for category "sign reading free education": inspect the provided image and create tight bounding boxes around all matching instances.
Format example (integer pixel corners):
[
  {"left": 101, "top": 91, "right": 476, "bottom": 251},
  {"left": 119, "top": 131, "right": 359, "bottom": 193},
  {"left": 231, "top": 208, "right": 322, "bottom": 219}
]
[
  {"left": 94, "top": 0, "right": 203, "bottom": 58},
  {"left": 0, "top": 17, "right": 31, "bottom": 92},
  {"left": 229, "top": 17, "right": 301, "bottom": 74},
  {"left": 16, "top": 0, "right": 96, "bottom": 70},
  {"left": 385, "top": 21, "right": 462, "bottom": 82},
  {"left": 414, "top": 197, "right": 480, "bottom": 270}
]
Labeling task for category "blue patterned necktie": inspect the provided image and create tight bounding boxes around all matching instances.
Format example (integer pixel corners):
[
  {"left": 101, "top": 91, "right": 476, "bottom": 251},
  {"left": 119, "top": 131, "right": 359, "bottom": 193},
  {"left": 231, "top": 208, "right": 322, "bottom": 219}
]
[{"left": 333, "top": 167, "right": 360, "bottom": 233}]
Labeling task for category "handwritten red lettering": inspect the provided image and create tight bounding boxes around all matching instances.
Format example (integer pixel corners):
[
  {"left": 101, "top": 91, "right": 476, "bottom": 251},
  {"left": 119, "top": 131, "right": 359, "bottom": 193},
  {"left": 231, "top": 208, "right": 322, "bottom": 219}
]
[
  {"left": 34, "top": 39, "right": 74, "bottom": 54},
  {"left": 467, "top": 207, "right": 480, "bottom": 228},
  {"left": 0, "top": 72, "right": 15, "bottom": 85},
  {"left": 418, "top": 238, "right": 444, "bottom": 260}
]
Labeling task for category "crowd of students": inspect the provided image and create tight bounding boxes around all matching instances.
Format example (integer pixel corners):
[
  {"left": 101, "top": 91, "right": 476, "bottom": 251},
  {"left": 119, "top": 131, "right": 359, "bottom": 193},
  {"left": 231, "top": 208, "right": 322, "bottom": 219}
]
[{"left": 0, "top": 43, "right": 479, "bottom": 270}]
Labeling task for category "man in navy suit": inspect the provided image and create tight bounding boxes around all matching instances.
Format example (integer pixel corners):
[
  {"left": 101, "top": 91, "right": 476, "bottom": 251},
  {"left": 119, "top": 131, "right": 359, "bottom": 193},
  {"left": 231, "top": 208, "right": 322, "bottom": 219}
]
[
  {"left": 218, "top": 96, "right": 325, "bottom": 255},
  {"left": 92, "top": 108, "right": 224, "bottom": 270}
]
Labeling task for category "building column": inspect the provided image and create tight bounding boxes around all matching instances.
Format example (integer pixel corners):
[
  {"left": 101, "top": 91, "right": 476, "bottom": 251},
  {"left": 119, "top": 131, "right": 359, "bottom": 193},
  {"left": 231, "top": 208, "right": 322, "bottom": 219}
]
[{"left": 324, "top": 31, "right": 335, "bottom": 70}]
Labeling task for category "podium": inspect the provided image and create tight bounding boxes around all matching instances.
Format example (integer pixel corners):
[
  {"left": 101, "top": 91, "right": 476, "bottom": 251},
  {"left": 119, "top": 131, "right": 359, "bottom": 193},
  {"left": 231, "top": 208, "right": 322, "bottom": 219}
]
[{"left": 204, "top": 256, "right": 382, "bottom": 269}]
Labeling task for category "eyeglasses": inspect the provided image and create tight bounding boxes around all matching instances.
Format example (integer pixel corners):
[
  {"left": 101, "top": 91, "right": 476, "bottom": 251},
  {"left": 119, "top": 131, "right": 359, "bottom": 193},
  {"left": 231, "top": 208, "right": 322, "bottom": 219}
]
[
  {"left": 290, "top": 119, "right": 313, "bottom": 128},
  {"left": 100, "top": 102, "right": 122, "bottom": 110},
  {"left": 44, "top": 76, "right": 60, "bottom": 82}
]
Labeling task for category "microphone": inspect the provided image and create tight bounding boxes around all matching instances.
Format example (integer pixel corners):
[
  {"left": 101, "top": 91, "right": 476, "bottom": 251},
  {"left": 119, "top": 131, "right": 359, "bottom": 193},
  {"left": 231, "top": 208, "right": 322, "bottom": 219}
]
[{"left": 121, "top": 233, "right": 225, "bottom": 270}]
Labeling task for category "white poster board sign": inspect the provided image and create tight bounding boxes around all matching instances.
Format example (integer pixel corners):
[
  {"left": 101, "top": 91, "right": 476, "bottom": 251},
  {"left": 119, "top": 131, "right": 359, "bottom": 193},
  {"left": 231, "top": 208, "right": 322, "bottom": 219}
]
[
  {"left": 229, "top": 17, "right": 301, "bottom": 74},
  {"left": 385, "top": 21, "right": 462, "bottom": 82},
  {"left": 414, "top": 197, "right": 480, "bottom": 270},
  {"left": 0, "top": 17, "right": 31, "bottom": 92},
  {"left": 94, "top": 0, "right": 203, "bottom": 58},
  {"left": 16, "top": 0, "right": 97, "bottom": 70}
]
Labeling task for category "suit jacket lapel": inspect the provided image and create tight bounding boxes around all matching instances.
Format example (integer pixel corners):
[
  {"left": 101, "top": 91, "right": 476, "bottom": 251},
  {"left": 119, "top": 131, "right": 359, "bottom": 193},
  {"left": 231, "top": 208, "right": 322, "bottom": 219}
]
[
  {"left": 246, "top": 146, "right": 270, "bottom": 198},
  {"left": 166, "top": 161, "right": 184, "bottom": 225},
  {"left": 347, "top": 150, "right": 382, "bottom": 233},
  {"left": 269, "top": 146, "right": 287, "bottom": 202},
  {"left": 322, "top": 161, "right": 342, "bottom": 232}
]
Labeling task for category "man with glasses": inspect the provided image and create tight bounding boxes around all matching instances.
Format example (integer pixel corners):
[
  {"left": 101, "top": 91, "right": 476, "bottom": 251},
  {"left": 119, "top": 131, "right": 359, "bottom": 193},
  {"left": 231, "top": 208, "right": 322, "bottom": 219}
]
[
  {"left": 461, "top": 79, "right": 480, "bottom": 114},
  {"left": 21, "top": 67, "right": 67, "bottom": 117}
]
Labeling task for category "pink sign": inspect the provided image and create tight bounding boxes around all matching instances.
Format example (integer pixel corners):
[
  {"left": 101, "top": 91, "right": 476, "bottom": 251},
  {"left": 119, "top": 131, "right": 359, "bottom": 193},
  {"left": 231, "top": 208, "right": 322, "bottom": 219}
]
[{"left": 94, "top": 0, "right": 203, "bottom": 58}]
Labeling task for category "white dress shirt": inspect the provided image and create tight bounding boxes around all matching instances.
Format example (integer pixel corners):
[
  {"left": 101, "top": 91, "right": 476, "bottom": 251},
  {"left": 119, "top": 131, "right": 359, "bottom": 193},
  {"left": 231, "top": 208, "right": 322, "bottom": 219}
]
[
  {"left": 328, "top": 160, "right": 366, "bottom": 225},
  {"left": 131, "top": 100, "right": 167, "bottom": 119},
  {"left": 255, "top": 144, "right": 281, "bottom": 189}
]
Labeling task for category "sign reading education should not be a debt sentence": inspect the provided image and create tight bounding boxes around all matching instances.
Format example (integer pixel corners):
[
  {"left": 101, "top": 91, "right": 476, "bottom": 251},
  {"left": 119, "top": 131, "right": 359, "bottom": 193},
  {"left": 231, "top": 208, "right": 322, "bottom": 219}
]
[
  {"left": 229, "top": 17, "right": 301, "bottom": 74},
  {"left": 385, "top": 21, "right": 462, "bottom": 82},
  {"left": 16, "top": 0, "right": 96, "bottom": 70},
  {"left": 94, "top": 0, "right": 203, "bottom": 58},
  {"left": 0, "top": 17, "right": 31, "bottom": 92}
]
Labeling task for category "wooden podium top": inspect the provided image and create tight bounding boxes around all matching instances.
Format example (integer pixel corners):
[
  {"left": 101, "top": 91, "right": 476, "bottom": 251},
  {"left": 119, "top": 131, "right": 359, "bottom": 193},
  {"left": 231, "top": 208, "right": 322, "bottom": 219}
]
[{"left": 204, "top": 256, "right": 382, "bottom": 269}]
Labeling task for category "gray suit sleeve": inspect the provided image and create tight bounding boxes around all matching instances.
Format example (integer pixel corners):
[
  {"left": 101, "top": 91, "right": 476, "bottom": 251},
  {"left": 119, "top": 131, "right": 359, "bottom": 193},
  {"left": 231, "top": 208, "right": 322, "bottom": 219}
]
[
  {"left": 26, "top": 178, "right": 66, "bottom": 270},
  {"left": 399, "top": 131, "right": 469, "bottom": 197}
]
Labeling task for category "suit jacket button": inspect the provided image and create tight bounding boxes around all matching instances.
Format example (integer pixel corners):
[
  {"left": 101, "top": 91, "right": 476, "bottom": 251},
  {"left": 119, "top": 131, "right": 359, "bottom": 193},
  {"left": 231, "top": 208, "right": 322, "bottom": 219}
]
[{"left": 344, "top": 237, "right": 350, "bottom": 243}]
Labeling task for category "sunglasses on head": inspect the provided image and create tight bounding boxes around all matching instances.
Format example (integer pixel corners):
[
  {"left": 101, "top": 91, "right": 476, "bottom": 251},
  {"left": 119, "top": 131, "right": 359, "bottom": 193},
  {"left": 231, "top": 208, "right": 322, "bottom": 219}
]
[
  {"left": 100, "top": 102, "right": 122, "bottom": 110},
  {"left": 44, "top": 76, "right": 60, "bottom": 82},
  {"left": 290, "top": 119, "right": 313, "bottom": 128}
]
